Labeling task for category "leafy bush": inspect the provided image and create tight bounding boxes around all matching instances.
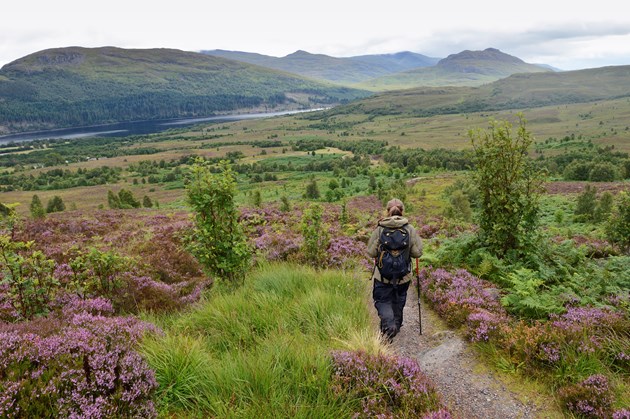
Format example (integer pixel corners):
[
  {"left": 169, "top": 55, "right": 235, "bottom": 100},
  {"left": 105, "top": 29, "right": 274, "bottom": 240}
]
[
  {"left": 29, "top": 195, "right": 45, "bottom": 219},
  {"left": 301, "top": 203, "right": 330, "bottom": 268},
  {"left": 605, "top": 192, "right": 630, "bottom": 253},
  {"left": 469, "top": 116, "right": 545, "bottom": 257},
  {"left": 185, "top": 160, "right": 250, "bottom": 286},
  {"left": 588, "top": 162, "right": 619, "bottom": 182},
  {"left": 46, "top": 195, "right": 65, "bottom": 213},
  {"left": 0, "top": 236, "right": 57, "bottom": 321},
  {"left": 574, "top": 184, "right": 597, "bottom": 222}
]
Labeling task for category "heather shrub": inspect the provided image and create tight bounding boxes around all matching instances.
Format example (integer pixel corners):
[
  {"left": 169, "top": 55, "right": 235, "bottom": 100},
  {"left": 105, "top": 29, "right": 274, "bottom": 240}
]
[
  {"left": 418, "top": 268, "right": 506, "bottom": 327},
  {"left": 0, "top": 311, "right": 158, "bottom": 418},
  {"left": 253, "top": 228, "right": 302, "bottom": 262},
  {"left": 326, "top": 235, "right": 367, "bottom": 269},
  {"left": 331, "top": 350, "right": 449, "bottom": 418},
  {"left": 559, "top": 374, "right": 614, "bottom": 418}
]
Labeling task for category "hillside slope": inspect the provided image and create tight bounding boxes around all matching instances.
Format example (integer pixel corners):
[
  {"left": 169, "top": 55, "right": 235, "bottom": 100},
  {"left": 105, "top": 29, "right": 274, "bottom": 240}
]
[
  {"left": 334, "top": 64, "right": 630, "bottom": 116},
  {"left": 358, "top": 48, "right": 551, "bottom": 90},
  {"left": 0, "top": 47, "right": 369, "bottom": 134},
  {"left": 203, "top": 49, "right": 439, "bottom": 84}
]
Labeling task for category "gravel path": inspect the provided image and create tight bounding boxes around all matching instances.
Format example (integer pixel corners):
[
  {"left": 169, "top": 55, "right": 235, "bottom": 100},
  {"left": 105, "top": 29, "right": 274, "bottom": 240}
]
[{"left": 390, "top": 284, "right": 555, "bottom": 419}]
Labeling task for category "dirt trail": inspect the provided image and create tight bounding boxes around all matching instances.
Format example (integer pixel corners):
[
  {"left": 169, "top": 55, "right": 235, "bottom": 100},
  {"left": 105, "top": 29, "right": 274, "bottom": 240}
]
[{"left": 391, "top": 285, "right": 557, "bottom": 419}]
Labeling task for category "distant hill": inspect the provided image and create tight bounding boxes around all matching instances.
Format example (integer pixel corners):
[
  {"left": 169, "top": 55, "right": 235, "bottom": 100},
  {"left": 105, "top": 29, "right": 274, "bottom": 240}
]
[
  {"left": 357, "top": 48, "right": 551, "bottom": 90},
  {"left": 327, "top": 64, "right": 630, "bottom": 117},
  {"left": 0, "top": 47, "right": 369, "bottom": 134},
  {"left": 203, "top": 49, "right": 439, "bottom": 85}
]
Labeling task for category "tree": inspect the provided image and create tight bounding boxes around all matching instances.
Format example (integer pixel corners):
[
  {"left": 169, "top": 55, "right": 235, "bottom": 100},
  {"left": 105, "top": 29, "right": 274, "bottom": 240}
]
[
  {"left": 252, "top": 190, "right": 262, "bottom": 208},
  {"left": 280, "top": 195, "right": 291, "bottom": 212},
  {"left": 30, "top": 195, "right": 46, "bottom": 218},
  {"left": 118, "top": 189, "right": 141, "bottom": 209},
  {"left": 605, "top": 192, "right": 630, "bottom": 253},
  {"left": 46, "top": 196, "right": 65, "bottom": 213},
  {"left": 304, "top": 179, "right": 320, "bottom": 200},
  {"left": 469, "top": 116, "right": 545, "bottom": 257},
  {"left": 185, "top": 160, "right": 250, "bottom": 285},
  {"left": 108, "top": 190, "right": 121, "bottom": 209},
  {"left": 574, "top": 184, "right": 597, "bottom": 222},
  {"left": 445, "top": 190, "right": 472, "bottom": 222},
  {"left": 589, "top": 162, "right": 618, "bottom": 182},
  {"left": 594, "top": 192, "right": 614, "bottom": 223},
  {"left": 369, "top": 174, "right": 377, "bottom": 191},
  {"left": 142, "top": 195, "right": 153, "bottom": 208},
  {"left": 301, "top": 203, "right": 329, "bottom": 268}
]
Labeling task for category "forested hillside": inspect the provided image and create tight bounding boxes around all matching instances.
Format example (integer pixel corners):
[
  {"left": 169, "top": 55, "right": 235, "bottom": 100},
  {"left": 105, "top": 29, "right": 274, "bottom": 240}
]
[{"left": 0, "top": 47, "right": 369, "bottom": 134}]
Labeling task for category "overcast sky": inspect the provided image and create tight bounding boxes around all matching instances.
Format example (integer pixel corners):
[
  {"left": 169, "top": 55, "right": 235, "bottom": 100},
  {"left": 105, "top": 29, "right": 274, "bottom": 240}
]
[{"left": 2, "top": 0, "right": 630, "bottom": 71}]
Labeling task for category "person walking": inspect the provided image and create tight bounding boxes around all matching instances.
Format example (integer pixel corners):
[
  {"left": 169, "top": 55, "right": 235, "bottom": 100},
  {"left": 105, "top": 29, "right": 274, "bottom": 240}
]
[{"left": 367, "top": 198, "right": 422, "bottom": 342}]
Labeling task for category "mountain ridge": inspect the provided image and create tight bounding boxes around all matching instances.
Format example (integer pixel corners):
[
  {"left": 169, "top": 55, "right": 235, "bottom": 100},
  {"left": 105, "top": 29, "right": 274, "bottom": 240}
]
[
  {"left": 0, "top": 47, "right": 368, "bottom": 134},
  {"left": 357, "top": 48, "right": 551, "bottom": 90},
  {"left": 331, "top": 64, "right": 630, "bottom": 117},
  {"left": 203, "top": 49, "right": 440, "bottom": 84}
]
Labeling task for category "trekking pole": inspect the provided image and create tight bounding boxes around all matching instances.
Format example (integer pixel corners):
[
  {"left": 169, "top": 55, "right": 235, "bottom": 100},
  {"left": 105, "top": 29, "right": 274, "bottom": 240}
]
[{"left": 415, "top": 258, "right": 422, "bottom": 335}]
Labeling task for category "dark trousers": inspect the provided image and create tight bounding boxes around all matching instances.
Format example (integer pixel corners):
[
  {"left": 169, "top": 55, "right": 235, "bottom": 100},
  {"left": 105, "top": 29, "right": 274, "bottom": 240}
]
[{"left": 373, "top": 280, "right": 410, "bottom": 340}]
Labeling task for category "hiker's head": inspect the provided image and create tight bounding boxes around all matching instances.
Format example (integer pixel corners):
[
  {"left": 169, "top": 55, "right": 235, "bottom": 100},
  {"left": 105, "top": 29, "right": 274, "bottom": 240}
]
[{"left": 386, "top": 198, "right": 404, "bottom": 217}]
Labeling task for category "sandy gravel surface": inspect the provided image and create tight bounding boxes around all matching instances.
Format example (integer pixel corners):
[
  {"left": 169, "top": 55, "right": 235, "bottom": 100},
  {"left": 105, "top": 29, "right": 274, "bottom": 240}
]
[{"left": 390, "top": 285, "right": 557, "bottom": 419}]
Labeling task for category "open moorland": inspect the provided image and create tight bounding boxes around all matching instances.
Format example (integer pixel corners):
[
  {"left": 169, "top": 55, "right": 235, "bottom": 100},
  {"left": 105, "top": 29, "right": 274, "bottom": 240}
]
[{"left": 1, "top": 61, "right": 629, "bottom": 418}]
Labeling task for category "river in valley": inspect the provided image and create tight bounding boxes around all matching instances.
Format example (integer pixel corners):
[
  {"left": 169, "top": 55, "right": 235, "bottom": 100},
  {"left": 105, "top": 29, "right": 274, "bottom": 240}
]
[{"left": 0, "top": 109, "right": 321, "bottom": 145}]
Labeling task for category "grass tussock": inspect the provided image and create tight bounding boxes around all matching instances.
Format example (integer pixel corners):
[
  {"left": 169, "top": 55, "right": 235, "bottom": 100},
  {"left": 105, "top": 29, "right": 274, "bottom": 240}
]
[{"left": 141, "top": 263, "right": 381, "bottom": 417}]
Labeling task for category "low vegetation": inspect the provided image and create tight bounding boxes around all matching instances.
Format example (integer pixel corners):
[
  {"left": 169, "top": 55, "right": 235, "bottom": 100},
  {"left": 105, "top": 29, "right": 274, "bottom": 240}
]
[{"left": 1, "top": 88, "right": 629, "bottom": 418}]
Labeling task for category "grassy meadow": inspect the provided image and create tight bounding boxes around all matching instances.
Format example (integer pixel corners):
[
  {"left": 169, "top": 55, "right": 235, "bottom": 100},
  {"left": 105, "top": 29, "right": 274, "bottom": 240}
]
[{"left": 140, "top": 264, "right": 381, "bottom": 418}]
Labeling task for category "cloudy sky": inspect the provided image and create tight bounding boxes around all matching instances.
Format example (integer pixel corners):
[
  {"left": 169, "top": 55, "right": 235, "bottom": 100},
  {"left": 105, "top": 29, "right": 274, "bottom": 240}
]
[{"left": 2, "top": 0, "right": 630, "bottom": 70}]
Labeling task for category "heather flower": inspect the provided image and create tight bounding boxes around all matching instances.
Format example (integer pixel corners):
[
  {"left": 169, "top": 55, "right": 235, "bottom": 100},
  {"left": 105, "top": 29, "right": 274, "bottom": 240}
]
[
  {"left": 327, "top": 236, "right": 367, "bottom": 268},
  {"left": 253, "top": 229, "right": 302, "bottom": 261},
  {"left": 551, "top": 306, "right": 626, "bottom": 334},
  {"left": 0, "top": 313, "right": 158, "bottom": 418},
  {"left": 538, "top": 342, "right": 561, "bottom": 364},
  {"left": 466, "top": 310, "right": 506, "bottom": 342},
  {"left": 559, "top": 374, "right": 613, "bottom": 418},
  {"left": 419, "top": 268, "right": 506, "bottom": 328},
  {"left": 613, "top": 409, "right": 630, "bottom": 419},
  {"left": 331, "top": 350, "right": 449, "bottom": 418}
]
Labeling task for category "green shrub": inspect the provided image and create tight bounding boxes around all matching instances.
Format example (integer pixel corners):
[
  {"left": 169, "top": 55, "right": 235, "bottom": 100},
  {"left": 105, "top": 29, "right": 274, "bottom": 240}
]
[
  {"left": 588, "top": 162, "right": 619, "bottom": 182},
  {"left": 29, "top": 195, "right": 46, "bottom": 219},
  {"left": 574, "top": 184, "right": 597, "bottom": 222},
  {"left": 605, "top": 192, "right": 630, "bottom": 253},
  {"left": 301, "top": 204, "right": 329, "bottom": 268},
  {"left": 469, "top": 116, "right": 545, "bottom": 257},
  {"left": 185, "top": 160, "right": 251, "bottom": 286},
  {"left": 46, "top": 195, "right": 65, "bottom": 213}
]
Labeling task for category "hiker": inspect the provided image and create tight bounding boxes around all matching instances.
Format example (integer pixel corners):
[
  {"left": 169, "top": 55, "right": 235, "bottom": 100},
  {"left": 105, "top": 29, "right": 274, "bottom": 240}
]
[{"left": 367, "top": 198, "right": 422, "bottom": 341}]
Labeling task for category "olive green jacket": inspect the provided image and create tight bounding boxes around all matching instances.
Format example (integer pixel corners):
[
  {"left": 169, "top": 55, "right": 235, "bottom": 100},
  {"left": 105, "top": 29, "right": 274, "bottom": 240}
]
[{"left": 367, "top": 216, "right": 423, "bottom": 284}]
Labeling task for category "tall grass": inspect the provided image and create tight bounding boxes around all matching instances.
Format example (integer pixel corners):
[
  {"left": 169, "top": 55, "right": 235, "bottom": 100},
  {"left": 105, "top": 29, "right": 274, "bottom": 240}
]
[{"left": 141, "top": 263, "right": 381, "bottom": 417}]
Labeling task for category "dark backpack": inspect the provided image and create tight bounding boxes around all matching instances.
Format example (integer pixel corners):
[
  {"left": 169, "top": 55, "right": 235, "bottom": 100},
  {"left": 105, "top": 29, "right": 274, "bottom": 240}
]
[{"left": 376, "top": 224, "right": 411, "bottom": 284}]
